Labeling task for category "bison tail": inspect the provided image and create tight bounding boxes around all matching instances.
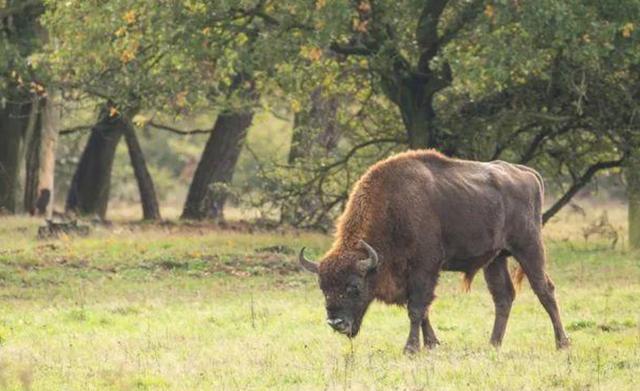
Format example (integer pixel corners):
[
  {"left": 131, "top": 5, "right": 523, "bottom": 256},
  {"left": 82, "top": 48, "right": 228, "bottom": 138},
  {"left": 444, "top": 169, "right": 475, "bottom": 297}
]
[
  {"left": 461, "top": 272, "right": 475, "bottom": 293},
  {"left": 511, "top": 265, "right": 526, "bottom": 291}
]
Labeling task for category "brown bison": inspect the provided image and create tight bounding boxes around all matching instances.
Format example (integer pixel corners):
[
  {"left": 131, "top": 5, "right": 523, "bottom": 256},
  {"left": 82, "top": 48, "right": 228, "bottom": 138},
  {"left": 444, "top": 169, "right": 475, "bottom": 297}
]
[{"left": 299, "top": 150, "right": 570, "bottom": 354}]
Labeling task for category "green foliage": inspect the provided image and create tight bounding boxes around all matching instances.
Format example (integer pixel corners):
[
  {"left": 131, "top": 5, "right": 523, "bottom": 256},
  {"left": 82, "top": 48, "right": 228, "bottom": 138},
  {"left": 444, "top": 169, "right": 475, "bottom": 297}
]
[{"left": 0, "top": 1, "right": 44, "bottom": 99}]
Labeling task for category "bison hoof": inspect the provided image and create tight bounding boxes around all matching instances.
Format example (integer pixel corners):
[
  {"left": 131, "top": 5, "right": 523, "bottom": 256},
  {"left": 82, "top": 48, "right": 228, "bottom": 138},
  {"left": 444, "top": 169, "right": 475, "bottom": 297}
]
[
  {"left": 490, "top": 339, "right": 503, "bottom": 348},
  {"left": 425, "top": 338, "right": 440, "bottom": 349},
  {"left": 403, "top": 343, "right": 420, "bottom": 355},
  {"left": 556, "top": 337, "right": 571, "bottom": 350}
]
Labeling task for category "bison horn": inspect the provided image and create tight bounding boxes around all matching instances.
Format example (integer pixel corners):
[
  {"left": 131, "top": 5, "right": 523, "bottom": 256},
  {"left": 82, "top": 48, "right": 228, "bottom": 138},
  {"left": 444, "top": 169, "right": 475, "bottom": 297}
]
[
  {"left": 299, "top": 247, "right": 319, "bottom": 274},
  {"left": 358, "top": 239, "right": 379, "bottom": 273}
]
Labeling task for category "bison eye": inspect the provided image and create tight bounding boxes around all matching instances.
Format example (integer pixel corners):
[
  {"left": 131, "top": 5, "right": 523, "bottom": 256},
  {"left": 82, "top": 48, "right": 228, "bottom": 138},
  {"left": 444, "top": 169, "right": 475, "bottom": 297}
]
[{"left": 346, "top": 285, "right": 359, "bottom": 296}]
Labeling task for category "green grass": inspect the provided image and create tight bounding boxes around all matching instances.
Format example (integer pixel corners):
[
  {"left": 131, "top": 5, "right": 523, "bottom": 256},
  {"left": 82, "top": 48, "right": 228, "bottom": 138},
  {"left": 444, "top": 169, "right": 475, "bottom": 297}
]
[{"left": 0, "top": 215, "right": 639, "bottom": 390}]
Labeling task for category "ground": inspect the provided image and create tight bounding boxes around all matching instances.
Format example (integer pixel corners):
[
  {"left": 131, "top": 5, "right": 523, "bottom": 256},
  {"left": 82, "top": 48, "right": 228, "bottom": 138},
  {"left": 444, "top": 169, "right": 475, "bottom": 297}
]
[{"left": 0, "top": 204, "right": 638, "bottom": 390}]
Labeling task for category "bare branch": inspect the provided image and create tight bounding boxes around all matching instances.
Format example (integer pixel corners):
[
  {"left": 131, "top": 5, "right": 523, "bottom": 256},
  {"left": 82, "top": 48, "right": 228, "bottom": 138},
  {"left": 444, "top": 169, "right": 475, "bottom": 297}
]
[
  {"left": 146, "top": 121, "right": 211, "bottom": 135},
  {"left": 543, "top": 158, "right": 625, "bottom": 224},
  {"left": 315, "top": 137, "right": 405, "bottom": 173},
  {"left": 59, "top": 125, "right": 93, "bottom": 136},
  {"left": 330, "top": 42, "right": 373, "bottom": 56}
]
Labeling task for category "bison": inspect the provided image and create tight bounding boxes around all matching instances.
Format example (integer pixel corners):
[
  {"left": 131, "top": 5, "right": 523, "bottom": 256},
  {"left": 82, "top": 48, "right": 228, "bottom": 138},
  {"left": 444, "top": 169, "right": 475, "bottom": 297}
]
[{"left": 299, "top": 150, "right": 570, "bottom": 354}]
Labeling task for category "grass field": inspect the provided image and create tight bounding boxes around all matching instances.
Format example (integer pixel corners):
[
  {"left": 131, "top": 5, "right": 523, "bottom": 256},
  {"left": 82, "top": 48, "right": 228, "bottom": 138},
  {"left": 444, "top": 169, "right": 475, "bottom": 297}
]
[{"left": 0, "top": 205, "right": 638, "bottom": 390}]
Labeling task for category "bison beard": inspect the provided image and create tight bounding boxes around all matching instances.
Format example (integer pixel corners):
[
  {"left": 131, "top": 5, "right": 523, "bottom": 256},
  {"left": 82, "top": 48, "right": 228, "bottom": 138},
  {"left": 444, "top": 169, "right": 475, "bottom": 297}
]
[{"left": 300, "top": 150, "right": 570, "bottom": 354}]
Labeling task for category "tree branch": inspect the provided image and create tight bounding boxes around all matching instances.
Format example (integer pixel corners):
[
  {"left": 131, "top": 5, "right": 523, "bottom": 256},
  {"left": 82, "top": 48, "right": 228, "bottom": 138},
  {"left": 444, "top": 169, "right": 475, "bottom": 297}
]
[
  {"left": 416, "top": 0, "right": 448, "bottom": 72},
  {"left": 146, "top": 121, "right": 211, "bottom": 135},
  {"left": 315, "top": 137, "right": 405, "bottom": 173},
  {"left": 329, "top": 42, "right": 374, "bottom": 56},
  {"left": 542, "top": 158, "right": 625, "bottom": 224},
  {"left": 519, "top": 122, "right": 575, "bottom": 164},
  {"left": 59, "top": 125, "right": 93, "bottom": 136}
]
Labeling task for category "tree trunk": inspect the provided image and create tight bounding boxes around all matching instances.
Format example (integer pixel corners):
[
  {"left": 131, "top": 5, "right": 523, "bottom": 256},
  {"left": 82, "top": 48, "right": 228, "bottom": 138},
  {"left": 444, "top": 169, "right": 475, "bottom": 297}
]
[
  {"left": 23, "top": 100, "right": 42, "bottom": 214},
  {"left": 35, "top": 96, "right": 60, "bottom": 218},
  {"left": 284, "top": 88, "right": 340, "bottom": 226},
  {"left": 65, "top": 106, "right": 124, "bottom": 219},
  {"left": 123, "top": 120, "right": 161, "bottom": 220},
  {"left": 288, "top": 88, "right": 340, "bottom": 164},
  {"left": 0, "top": 100, "right": 32, "bottom": 213},
  {"left": 626, "top": 152, "right": 640, "bottom": 249},
  {"left": 181, "top": 111, "right": 254, "bottom": 220},
  {"left": 392, "top": 75, "right": 441, "bottom": 151}
]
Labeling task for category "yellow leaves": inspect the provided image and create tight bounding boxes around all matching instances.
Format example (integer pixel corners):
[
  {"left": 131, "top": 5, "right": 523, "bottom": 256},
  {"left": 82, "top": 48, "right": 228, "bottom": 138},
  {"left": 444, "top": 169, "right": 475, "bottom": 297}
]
[
  {"left": 120, "top": 41, "right": 140, "bottom": 64},
  {"left": 308, "top": 47, "right": 322, "bottom": 61},
  {"left": 622, "top": 23, "right": 635, "bottom": 38},
  {"left": 10, "top": 70, "right": 24, "bottom": 87},
  {"left": 300, "top": 45, "right": 322, "bottom": 61},
  {"left": 123, "top": 10, "right": 137, "bottom": 25},
  {"left": 202, "top": 27, "right": 211, "bottom": 35},
  {"left": 484, "top": 4, "right": 495, "bottom": 21},
  {"left": 357, "top": 1, "right": 371, "bottom": 13},
  {"left": 353, "top": 18, "right": 369, "bottom": 33},
  {"left": 321, "top": 73, "right": 335, "bottom": 89},
  {"left": 315, "top": 0, "right": 326, "bottom": 10},
  {"left": 237, "top": 32, "right": 249, "bottom": 46},
  {"left": 115, "top": 27, "right": 127, "bottom": 37},
  {"left": 175, "top": 91, "right": 188, "bottom": 108},
  {"left": 30, "top": 82, "right": 47, "bottom": 97},
  {"left": 290, "top": 99, "right": 302, "bottom": 113},
  {"left": 133, "top": 114, "right": 149, "bottom": 127},
  {"left": 120, "top": 48, "right": 136, "bottom": 64}
]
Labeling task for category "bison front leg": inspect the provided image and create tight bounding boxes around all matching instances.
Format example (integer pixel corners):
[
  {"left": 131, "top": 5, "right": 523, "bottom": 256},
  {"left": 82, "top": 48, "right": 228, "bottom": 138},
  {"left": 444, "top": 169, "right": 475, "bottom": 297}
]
[
  {"left": 404, "top": 272, "right": 439, "bottom": 355},
  {"left": 483, "top": 254, "right": 515, "bottom": 347},
  {"left": 421, "top": 314, "right": 440, "bottom": 349}
]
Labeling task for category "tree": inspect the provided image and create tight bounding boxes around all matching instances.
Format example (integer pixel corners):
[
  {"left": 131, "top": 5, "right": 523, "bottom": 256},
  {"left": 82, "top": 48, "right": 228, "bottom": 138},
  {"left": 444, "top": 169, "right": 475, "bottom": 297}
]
[
  {"left": 123, "top": 116, "right": 161, "bottom": 220},
  {"left": 255, "top": 0, "right": 640, "bottom": 229},
  {"left": 181, "top": 108, "right": 254, "bottom": 220},
  {"left": 0, "top": 0, "right": 45, "bottom": 213},
  {"left": 65, "top": 105, "right": 126, "bottom": 218}
]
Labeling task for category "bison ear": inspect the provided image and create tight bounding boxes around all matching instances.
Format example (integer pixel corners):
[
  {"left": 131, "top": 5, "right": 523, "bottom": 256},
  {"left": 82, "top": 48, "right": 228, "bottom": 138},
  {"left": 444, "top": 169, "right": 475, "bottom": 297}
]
[
  {"left": 357, "top": 239, "right": 379, "bottom": 274},
  {"left": 299, "top": 247, "right": 319, "bottom": 274}
]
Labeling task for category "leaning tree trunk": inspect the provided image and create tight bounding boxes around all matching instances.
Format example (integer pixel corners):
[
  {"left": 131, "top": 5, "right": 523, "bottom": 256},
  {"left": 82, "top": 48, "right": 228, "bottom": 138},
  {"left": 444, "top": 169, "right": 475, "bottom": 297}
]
[
  {"left": 65, "top": 106, "right": 124, "bottom": 219},
  {"left": 0, "top": 99, "right": 33, "bottom": 213},
  {"left": 181, "top": 111, "right": 254, "bottom": 220},
  {"left": 626, "top": 151, "right": 640, "bottom": 249},
  {"left": 123, "top": 119, "right": 161, "bottom": 220}
]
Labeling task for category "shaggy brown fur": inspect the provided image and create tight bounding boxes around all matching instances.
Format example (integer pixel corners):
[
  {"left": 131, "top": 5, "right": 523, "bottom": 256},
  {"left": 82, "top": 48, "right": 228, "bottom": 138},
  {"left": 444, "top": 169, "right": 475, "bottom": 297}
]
[{"left": 303, "top": 149, "right": 570, "bottom": 353}]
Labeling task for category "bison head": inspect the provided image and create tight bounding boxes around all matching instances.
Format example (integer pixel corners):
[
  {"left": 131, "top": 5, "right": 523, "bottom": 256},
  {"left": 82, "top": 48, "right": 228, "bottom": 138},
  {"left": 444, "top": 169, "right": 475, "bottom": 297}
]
[{"left": 299, "top": 240, "right": 379, "bottom": 338}]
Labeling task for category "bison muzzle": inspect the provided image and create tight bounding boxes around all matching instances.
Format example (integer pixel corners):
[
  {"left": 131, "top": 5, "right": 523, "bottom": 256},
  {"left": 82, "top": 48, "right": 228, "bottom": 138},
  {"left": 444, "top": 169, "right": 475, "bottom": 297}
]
[{"left": 300, "top": 150, "right": 570, "bottom": 354}]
